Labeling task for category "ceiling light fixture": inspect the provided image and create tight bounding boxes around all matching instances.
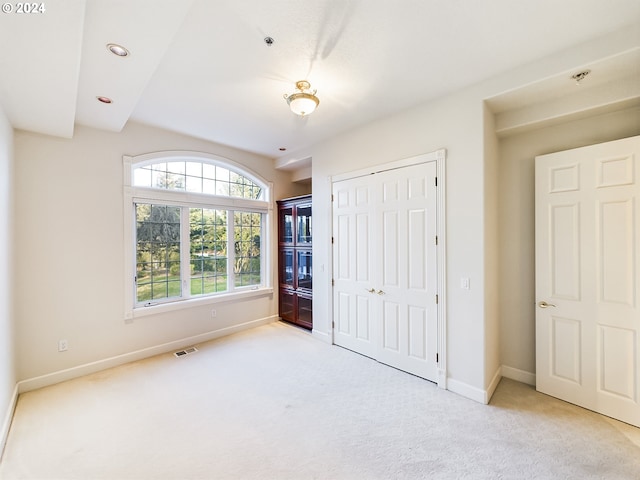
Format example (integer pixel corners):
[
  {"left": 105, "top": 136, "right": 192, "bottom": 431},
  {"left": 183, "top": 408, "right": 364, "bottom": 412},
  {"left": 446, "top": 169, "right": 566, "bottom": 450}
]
[
  {"left": 96, "top": 96, "right": 113, "bottom": 104},
  {"left": 284, "top": 80, "right": 319, "bottom": 116},
  {"left": 107, "top": 43, "right": 129, "bottom": 57}
]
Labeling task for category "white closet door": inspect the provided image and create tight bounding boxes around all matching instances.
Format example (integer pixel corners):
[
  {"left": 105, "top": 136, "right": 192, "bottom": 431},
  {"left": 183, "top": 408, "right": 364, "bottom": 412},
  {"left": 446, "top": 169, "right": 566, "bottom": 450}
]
[
  {"left": 333, "top": 175, "right": 377, "bottom": 358},
  {"left": 333, "top": 161, "right": 438, "bottom": 382},
  {"left": 535, "top": 135, "right": 640, "bottom": 427}
]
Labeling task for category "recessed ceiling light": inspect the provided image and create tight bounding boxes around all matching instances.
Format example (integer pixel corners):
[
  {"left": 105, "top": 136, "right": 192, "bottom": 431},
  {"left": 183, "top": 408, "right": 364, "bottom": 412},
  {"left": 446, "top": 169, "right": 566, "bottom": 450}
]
[
  {"left": 107, "top": 43, "right": 129, "bottom": 57},
  {"left": 96, "top": 96, "right": 113, "bottom": 104}
]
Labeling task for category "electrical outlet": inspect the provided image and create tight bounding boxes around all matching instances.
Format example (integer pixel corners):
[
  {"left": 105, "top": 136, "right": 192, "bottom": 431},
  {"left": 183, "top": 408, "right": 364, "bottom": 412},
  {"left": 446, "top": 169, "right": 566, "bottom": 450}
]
[
  {"left": 58, "top": 339, "right": 68, "bottom": 352},
  {"left": 211, "top": 309, "right": 217, "bottom": 318}
]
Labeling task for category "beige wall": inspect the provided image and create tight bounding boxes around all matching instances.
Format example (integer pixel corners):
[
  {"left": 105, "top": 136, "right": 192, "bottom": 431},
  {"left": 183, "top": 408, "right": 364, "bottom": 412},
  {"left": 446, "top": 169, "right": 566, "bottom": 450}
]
[
  {"left": 13, "top": 122, "right": 307, "bottom": 383},
  {"left": 483, "top": 103, "right": 501, "bottom": 390},
  {"left": 0, "top": 104, "right": 15, "bottom": 448},
  {"left": 498, "top": 106, "right": 640, "bottom": 377}
]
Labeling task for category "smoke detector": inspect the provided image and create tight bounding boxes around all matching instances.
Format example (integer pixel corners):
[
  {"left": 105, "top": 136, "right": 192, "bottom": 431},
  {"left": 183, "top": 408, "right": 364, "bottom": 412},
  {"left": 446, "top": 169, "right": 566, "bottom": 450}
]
[{"left": 571, "top": 70, "right": 591, "bottom": 85}]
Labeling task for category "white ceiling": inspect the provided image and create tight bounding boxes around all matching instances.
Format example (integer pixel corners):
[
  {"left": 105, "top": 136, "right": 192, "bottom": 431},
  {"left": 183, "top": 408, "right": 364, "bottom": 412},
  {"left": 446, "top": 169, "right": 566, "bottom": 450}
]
[{"left": 1, "top": 0, "right": 639, "bottom": 158}]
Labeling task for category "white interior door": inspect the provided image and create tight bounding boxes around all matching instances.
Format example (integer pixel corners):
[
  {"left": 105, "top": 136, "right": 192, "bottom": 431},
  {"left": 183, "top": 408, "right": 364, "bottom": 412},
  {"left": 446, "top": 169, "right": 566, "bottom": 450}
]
[
  {"left": 333, "top": 161, "right": 438, "bottom": 382},
  {"left": 333, "top": 175, "right": 377, "bottom": 359},
  {"left": 535, "top": 135, "right": 640, "bottom": 427}
]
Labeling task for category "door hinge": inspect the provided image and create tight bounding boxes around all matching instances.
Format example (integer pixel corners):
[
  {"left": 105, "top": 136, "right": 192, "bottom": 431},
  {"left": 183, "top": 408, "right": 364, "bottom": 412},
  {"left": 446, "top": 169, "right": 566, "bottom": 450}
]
[
  {"left": 435, "top": 176, "right": 438, "bottom": 187},
  {"left": 435, "top": 235, "right": 438, "bottom": 246},
  {"left": 435, "top": 294, "right": 439, "bottom": 304},
  {"left": 331, "top": 236, "right": 334, "bottom": 244},
  {"left": 436, "top": 353, "right": 439, "bottom": 363},
  {"left": 332, "top": 321, "right": 335, "bottom": 329},
  {"left": 332, "top": 279, "right": 335, "bottom": 286},
  {"left": 331, "top": 194, "right": 334, "bottom": 202}
]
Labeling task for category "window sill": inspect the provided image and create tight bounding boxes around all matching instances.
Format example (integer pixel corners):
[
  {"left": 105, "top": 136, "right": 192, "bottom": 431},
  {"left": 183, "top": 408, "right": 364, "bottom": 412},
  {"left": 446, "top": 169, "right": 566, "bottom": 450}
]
[{"left": 126, "top": 287, "right": 274, "bottom": 321}]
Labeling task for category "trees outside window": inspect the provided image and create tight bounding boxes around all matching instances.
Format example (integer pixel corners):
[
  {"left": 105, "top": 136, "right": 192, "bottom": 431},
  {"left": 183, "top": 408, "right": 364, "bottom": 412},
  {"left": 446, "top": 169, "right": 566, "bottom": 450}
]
[
  {"left": 135, "top": 204, "right": 182, "bottom": 302},
  {"left": 189, "top": 207, "right": 228, "bottom": 296},
  {"left": 234, "top": 211, "right": 261, "bottom": 287}
]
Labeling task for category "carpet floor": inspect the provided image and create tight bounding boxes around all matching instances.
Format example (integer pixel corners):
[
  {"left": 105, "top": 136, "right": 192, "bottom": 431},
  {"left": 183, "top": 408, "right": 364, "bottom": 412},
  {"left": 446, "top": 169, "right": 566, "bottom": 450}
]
[{"left": 1, "top": 321, "right": 639, "bottom": 479}]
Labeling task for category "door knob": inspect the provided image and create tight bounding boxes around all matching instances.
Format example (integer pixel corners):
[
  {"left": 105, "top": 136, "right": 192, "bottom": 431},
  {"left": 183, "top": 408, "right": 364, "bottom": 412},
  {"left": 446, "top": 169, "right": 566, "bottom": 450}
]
[
  {"left": 367, "top": 288, "right": 376, "bottom": 293},
  {"left": 376, "top": 290, "right": 386, "bottom": 295},
  {"left": 537, "top": 301, "right": 556, "bottom": 308}
]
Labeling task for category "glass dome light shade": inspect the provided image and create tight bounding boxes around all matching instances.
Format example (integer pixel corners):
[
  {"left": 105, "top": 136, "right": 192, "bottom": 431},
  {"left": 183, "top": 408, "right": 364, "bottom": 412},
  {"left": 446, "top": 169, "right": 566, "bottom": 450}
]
[{"left": 287, "top": 92, "right": 319, "bottom": 116}]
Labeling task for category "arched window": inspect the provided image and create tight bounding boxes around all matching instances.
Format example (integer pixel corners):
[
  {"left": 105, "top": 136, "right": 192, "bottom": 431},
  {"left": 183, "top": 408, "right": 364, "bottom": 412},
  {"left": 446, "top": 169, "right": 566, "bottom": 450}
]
[
  {"left": 132, "top": 160, "right": 264, "bottom": 200},
  {"left": 123, "top": 151, "right": 272, "bottom": 319}
]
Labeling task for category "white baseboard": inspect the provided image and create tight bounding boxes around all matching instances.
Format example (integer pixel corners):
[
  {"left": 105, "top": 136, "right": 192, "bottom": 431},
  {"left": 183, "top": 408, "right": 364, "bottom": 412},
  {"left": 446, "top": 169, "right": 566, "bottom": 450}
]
[
  {"left": 18, "top": 316, "right": 278, "bottom": 394},
  {"left": 486, "top": 366, "right": 503, "bottom": 403},
  {"left": 501, "top": 365, "right": 536, "bottom": 386},
  {"left": 447, "top": 366, "right": 502, "bottom": 405},
  {"left": 447, "top": 377, "right": 489, "bottom": 404},
  {"left": 448, "top": 366, "right": 536, "bottom": 405},
  {"left": 1, "top": 384, "right": 18, "bottom": 459}
]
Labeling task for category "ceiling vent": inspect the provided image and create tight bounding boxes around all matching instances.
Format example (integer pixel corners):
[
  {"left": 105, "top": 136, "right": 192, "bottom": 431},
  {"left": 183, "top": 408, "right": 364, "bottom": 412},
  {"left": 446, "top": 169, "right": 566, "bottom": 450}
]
[{"left": 173, "top": 346, "right": 198, "bottom": 357}]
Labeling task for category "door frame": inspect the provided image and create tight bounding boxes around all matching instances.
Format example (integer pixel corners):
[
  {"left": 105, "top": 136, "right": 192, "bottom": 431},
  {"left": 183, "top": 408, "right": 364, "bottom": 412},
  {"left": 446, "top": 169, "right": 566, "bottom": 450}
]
[{"left": 329, "top": 149, "right": 448, "bottom": 388}]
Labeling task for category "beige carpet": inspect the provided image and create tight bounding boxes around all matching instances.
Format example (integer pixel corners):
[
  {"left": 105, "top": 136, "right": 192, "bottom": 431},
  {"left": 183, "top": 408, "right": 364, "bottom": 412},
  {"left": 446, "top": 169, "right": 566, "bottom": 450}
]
[{"left": 1, "top": 322, "right": 640, "bottom": 480}]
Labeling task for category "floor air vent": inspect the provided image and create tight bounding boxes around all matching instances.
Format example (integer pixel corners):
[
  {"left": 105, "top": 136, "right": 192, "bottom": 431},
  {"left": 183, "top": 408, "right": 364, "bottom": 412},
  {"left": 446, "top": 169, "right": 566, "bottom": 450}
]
[{"left": 173, "top": 346, "right": 198, "bottom": 357}]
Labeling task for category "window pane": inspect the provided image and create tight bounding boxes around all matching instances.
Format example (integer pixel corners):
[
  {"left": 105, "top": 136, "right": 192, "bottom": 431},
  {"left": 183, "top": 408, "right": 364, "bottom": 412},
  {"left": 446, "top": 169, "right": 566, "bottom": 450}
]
[
  {"left": 234, "top": 211, "right": 261, "bottom": 287},
  {"left": 216, "top": 167, "right": 230, "bottom": 182},
  {"left": 191, "top": 258, "right": 203, "bottom": 274},
  {"left": 136, "top": 203, "right": 150, "bottom": 222},
  {"left": 166, "top": 172, "right": 185, "bottom": 190},
  {"left": 203, "top": 163, "right": 215, "bottom": 179},
  {"left": 166, "top": 162, "right": 185, "bottom": 175},
  {"left": 186, "top": 162, "right": 202, "bottom": 177},
  {"left": 190, "top": 277, "right": 203, "bottom": 296},
  {"left": 167, "top": 280, "right": 182, "bottom": 297},
  {"left": 229, "top": 171, "right": 241, "bottom": 184},
  {"left": 215, "top": 181, "right": 230, "bottom": 197},
  {"left": 203, "top": 178, "right": 215, "bottom": 195},
  {"left": 135, "top": 203, "right": 181, "bottom": 303},
  {"left": 152, "top": 283, "right": 169, "bottom": 300},
  {"left": 137, "top": 248, "right": 152, "bottom": 264},
  {"left": 133, "top": 161, "right": 264, "bottom": 199},
  {"left": 190, "top": 208, "right": 228, "bottom": 296},
  {"left": 151, "top": 170, "right": 166, "bottom": 189},
  {"left": 136, "top": 284, "right": 152, "bottom": 302},
  {"left": 185, "top": 175, "right": 202, "bottom": 193},
  {"left": 133, "top": 167, "right": 152, "bottom": 187}
]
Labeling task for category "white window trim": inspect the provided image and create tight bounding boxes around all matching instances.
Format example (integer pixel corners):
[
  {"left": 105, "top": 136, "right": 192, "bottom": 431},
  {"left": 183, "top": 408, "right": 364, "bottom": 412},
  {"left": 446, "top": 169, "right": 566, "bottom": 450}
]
[
  {"left": 129, "top": 288, "right": 273, "bottom": 320},
  {"left": 123, "top": 151, "right": 273, "bottom": 322}
]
